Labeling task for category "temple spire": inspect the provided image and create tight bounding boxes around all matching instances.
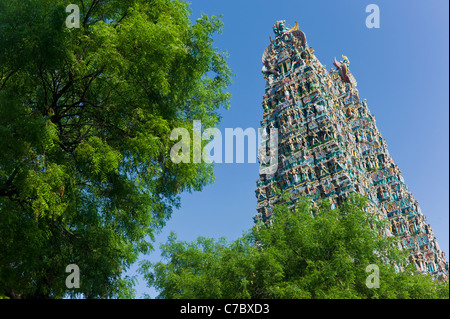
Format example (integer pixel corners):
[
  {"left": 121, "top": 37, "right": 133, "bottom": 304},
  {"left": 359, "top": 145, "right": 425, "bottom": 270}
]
[{"left": 255, "top": 20, "right": 448, "bottom": 280}]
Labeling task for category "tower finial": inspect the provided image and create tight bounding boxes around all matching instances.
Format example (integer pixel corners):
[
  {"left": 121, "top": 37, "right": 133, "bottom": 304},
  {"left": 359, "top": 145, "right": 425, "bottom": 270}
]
[{"left": 289, "top": 21, "right": 299, "bottom": 32}]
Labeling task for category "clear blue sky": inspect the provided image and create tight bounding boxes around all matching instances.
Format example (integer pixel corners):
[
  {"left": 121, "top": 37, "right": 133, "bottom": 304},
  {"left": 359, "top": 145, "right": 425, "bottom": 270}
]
[{"left": 129, "top": 0, "right": 449, "bottom": 298}]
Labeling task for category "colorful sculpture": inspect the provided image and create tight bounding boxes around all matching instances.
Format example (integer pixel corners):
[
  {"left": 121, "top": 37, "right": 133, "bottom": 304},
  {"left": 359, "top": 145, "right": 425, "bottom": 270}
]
[{"left": 255, "top": 21, "right": 448, "bottom": 280}]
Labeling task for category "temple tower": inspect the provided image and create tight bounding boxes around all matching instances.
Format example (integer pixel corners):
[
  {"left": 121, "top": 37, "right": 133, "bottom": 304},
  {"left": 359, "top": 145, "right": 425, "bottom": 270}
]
[{"left": 254, "top": 20, "right": 448, "bottom": 279}]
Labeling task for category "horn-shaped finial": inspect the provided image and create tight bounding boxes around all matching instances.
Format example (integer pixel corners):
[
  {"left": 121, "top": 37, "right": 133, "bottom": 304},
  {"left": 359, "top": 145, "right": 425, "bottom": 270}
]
[{"left": 289, "top": 21, "right": 299, "bottom": 32}]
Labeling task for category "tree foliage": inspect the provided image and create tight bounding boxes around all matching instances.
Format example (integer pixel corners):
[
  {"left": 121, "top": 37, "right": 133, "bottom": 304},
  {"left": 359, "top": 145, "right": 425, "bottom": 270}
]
[
  {"left": 142, "top": 195, "right": 449, "bottom": 299},
  {"left": 0, "top": 0, "right": 231, "bottom": 298}
]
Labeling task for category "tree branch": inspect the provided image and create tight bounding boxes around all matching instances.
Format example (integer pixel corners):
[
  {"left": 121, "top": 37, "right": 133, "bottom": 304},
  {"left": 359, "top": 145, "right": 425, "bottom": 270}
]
[{"left": 0, "top": 69, "right": 18, "bottom": 91}]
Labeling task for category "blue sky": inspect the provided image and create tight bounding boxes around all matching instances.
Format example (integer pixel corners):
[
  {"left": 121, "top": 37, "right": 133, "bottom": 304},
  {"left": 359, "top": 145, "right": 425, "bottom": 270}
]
[{"left": 130, "top": 0, "right": 449, "bottom": 298}]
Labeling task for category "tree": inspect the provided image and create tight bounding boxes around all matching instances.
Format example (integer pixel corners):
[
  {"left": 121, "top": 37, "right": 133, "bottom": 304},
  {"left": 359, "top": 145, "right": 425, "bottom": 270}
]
[
  {"left": 141, "top": 195, "right": 449, "bottom": 299},
  {"left": 0, "top": 0, "right": 231, "bottom": 298}
]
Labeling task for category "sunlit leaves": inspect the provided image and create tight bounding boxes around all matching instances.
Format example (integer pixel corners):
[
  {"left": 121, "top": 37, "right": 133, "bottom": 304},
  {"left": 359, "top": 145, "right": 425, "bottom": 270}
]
[
  {"left": 143, "top": 195, "right": 448, "bottom": 299},
  {"left": 0, "top": 0, "right": 231, "bottom": 298}
]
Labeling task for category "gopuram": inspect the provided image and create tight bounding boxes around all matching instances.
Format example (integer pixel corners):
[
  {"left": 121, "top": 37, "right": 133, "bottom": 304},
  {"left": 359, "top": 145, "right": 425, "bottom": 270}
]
[{"left": 254, "top": 21, "right": 448, "bottom": 280}]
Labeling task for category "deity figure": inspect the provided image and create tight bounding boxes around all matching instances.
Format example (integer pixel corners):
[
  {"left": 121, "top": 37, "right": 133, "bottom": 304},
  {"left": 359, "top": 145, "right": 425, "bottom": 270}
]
[
  {"left": 299, "top": 165, "right": 308, "bottom": 181},
  {"left": 256, "top": 187, "right": 267, "bottom": 201},
  {"left": 317, "top": 162, "right": 329, "bottom": 176},
  {"left": 291, "top": 168, "right": 299, "bottom": 184},
  {"left": 304, "top": 184, "right": 312, "bottom": 195},
  {"left": 333, "top": 55, "right": 352, "bottom": 84},
  {"left": 322, "top": 125, "right": 333, "bottom": 141},
  {"left": 288, "top": 139, "right": 295, "bottom": 152},
  {"left": 310, "top": 130, "right": 320, "bottom": 145},
  {"left": 330, "top": 156, "right": 341, "bottom": 172},
  {"left": 305, "top": 104, "right": 314, "bottom": 117},
  {"left": 362, "top": 98, "right": 368, "bottom": 108}
]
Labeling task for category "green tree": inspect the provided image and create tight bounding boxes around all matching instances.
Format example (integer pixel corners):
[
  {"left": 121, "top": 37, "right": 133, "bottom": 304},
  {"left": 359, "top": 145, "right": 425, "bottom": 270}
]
[
  {"left": 0, "top": 0, "right": 231, "bottom": 298},
  {"left": 142, "top": 195, "right": 449, "bottom": 299}
]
